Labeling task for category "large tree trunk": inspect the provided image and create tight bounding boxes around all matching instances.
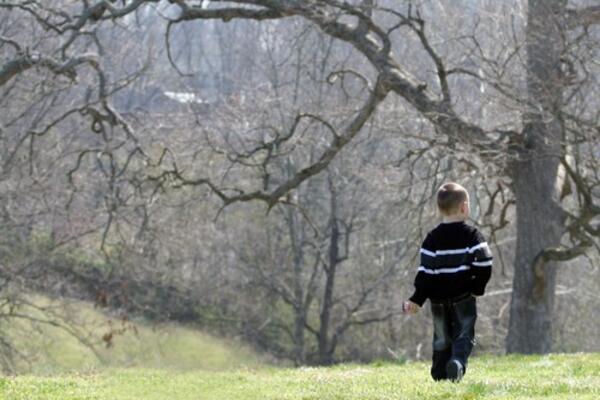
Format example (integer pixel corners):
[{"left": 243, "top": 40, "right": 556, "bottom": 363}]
[
  {"left": 506, "top": 0, "right": 566, "bottom": 353},
  {"left": 508, "top": 162, "right": 564, "bottom": 352}
]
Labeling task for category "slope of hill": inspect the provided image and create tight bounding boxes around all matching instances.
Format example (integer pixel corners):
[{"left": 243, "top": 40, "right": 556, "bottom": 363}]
[{"left": 1, "top": 296, "right": 263, "bottom": 374}]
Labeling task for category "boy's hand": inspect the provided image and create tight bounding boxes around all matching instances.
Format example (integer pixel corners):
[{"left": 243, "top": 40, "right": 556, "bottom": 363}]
[{"left": 402, "top": 300, "right": 420, "bottom": 314}]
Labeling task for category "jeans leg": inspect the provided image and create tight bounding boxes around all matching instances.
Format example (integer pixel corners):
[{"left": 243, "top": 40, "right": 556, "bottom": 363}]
[
  {"left": 432, "top": 349, "right": 452, "bottom": 380},
  {"left": 450, "top": 296, "right": 477, "bottom": 372},
  {"left": 430, "top": 302, "right": 452, "bottom": 380}
]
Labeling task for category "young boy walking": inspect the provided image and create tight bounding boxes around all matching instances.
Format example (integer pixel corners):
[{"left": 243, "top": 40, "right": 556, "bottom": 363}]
[{"left": 403, "top": 182, "right": 492, "bottom": 382}]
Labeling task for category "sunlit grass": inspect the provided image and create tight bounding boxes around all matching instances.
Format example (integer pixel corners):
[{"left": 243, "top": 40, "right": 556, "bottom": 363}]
[{"left": 1, "top": 353, "right": 598, "bottom": 399}]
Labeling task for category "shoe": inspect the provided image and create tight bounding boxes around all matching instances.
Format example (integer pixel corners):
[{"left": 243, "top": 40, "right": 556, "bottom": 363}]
[{"left": 446, "top": 359, "right": 464, "bottom": 382}]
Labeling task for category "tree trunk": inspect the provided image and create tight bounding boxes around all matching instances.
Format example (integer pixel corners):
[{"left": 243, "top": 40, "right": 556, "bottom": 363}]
[
  {"left": 286, "top": 207, "right": 307, "bottom": 365},
  {"left": 318, "top": 178, "right": 339, "bottom": 365},
  {"left": 506, "top": 0, "right": 566, "bottom": 353},
  {"left": 508, "top": 161, "right": 564, "bottom": 353}
]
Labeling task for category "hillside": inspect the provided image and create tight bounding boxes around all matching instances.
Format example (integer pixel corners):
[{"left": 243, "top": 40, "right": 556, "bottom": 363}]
[
  {"left": 1, "top": 353, "right": 599, "bottom": 399},
  {"left": 1, "top": 296, "right": 262, "bottom": 374}
]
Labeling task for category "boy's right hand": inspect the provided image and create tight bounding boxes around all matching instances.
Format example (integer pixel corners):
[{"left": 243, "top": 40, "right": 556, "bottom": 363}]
[{"left": 402, "top": 300, "right": 420, "bottom": 314}]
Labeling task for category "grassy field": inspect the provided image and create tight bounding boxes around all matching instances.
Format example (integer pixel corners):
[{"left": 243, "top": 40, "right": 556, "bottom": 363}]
[
  {"left": 2, "top": 298, "right": 598, "bottom": 399},
  {"left": 1, "top": 353, "right": 598, "bottom": 399}
]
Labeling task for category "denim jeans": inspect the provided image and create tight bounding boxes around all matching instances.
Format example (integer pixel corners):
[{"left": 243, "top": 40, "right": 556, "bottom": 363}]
[{"left": 429, "top": 293, "right": 477, "bottom": 380}]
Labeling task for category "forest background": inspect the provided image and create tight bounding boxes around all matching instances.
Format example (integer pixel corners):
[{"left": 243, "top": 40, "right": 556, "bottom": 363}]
[{"left": 0, "top": 0, "right": 599, "bottom": 373}]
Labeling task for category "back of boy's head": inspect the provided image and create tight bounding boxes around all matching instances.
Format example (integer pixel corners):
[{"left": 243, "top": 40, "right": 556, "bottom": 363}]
[{"left": 437, "top": 182, "right": 468, "bottom": 215}]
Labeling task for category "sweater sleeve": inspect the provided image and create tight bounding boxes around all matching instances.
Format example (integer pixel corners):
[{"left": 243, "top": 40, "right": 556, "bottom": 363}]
[
  {"left": 409, "top": 233, "right": 436, "bottom": 306},
  {"left": 469, "top": 229, "right": 493, "bottom": 296}
]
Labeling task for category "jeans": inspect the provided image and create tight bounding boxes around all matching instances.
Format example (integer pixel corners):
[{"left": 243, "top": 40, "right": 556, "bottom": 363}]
[{"left": 429, "top": 293, "right": 477, "bottom": 381}]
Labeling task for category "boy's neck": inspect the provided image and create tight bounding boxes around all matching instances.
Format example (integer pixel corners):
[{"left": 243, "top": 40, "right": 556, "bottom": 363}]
[{"left": 441, "top": 215, "right": 467, "bottom": 224}]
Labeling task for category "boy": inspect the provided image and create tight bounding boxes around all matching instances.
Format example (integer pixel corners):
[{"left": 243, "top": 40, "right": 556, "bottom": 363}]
[{"left": 403, "top": 182, "right": 492, "bottom": 382}]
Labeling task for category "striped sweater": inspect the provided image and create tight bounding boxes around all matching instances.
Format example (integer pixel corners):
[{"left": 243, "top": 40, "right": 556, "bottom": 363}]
[{"left": 409, "top": 221, "right": 493, "bottom": 306}]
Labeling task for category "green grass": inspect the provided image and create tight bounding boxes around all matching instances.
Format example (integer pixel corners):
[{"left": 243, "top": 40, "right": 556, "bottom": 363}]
[
  {"left": 1, "top": 353, "right": 598, "bottom": 399},
  {"left": 2, "top": 296, "right": 262, "bottom": 374}
]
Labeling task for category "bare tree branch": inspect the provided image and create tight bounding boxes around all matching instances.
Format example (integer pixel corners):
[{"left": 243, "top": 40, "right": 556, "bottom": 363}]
[
  {"left": 0, "top": 53, "right": 98, "bottom": 87},
  {"left": 565, "top": 6, "right": 600, "bottom": 29},
  {"left": 174, "top": 2, "right": 286, "bottom": 22},
  {"left": 153, "top": 74, "right": 390, "bottom": 210}
]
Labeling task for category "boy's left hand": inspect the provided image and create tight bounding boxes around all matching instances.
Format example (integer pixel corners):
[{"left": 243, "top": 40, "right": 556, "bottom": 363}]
[{"left": 402, "top": 300, "right": 420, "bottom": 314}]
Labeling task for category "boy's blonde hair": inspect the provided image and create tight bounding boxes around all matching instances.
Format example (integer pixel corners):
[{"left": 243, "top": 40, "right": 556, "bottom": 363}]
[{"left": 437, "top": 182, "right": 468, "bottom": 215}]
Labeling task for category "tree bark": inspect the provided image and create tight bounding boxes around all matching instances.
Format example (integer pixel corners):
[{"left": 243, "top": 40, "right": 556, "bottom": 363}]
[
  {"left": 287, "top": 206, "right": 307, "bottom": 365},
  {"left": 506, "top": 0, "right": 567, "bottom": 353},
  {"left": 318, "top": 178, "right": 339, "bottom": 365}
]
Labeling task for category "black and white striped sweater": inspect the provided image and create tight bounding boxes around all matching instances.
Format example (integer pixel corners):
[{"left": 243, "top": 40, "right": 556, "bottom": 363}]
[{"left": 409, "top": 221, "right": 493, "bottom": 306}]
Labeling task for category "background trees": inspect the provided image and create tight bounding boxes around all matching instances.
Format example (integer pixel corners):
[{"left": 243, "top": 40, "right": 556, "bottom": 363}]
[{"left": 0, "top": 0, "right": 598, "bottom": 369}]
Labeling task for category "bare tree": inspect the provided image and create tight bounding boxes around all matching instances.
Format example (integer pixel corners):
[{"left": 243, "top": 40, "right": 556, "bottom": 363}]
[
  {"left": 144, "top": 0, "right": 600, "bottom": 355},
  {"left": 1, "top": 0, "right": 598, "bottom": 361}
]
